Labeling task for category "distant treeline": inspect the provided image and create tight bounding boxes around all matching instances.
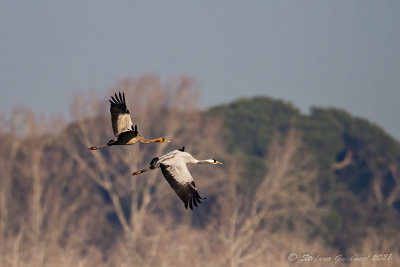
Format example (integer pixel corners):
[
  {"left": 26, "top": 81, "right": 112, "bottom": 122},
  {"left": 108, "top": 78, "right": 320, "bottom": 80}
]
[{"left": 0, "top": 76, "right": 399, "bottom": 266}]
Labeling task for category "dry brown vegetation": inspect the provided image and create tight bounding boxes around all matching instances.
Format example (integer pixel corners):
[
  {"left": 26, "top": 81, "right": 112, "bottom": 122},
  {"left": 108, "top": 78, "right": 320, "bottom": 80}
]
[{"left": 0, "top": 75, "right": 399, "bottom": 266}]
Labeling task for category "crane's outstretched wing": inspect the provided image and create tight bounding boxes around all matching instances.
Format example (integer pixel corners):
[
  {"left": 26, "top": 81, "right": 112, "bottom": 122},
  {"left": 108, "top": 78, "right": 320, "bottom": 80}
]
[
  {"left": 109, "top": 92, "right": 134, "bottom": 137},
  {"left": 159, "top": 160, "right": 205, "bottom": 210}
]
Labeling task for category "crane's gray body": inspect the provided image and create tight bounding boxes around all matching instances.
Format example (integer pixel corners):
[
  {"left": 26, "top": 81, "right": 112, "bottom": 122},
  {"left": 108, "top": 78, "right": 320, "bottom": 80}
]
[
  {"left": 133, "top": 147, "right": 221, "bottom": 209},
  {"left": 151, "top": 150, "right": 197, "bottom": 185}
]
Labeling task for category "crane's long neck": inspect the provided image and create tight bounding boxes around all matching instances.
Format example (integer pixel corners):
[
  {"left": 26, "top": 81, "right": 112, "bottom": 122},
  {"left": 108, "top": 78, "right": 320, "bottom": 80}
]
[
  {"left": 139, "top": 137, "right": 167, "bottom": 143},
  {"left": 195, "top": 159, "right": 215, "bottom": 164}
]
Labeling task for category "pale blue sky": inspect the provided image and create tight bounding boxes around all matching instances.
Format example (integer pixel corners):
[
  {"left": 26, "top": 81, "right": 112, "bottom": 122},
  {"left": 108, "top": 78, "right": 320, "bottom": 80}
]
[{"left": 0, "top": 1, "right": 399, "bottom": 138}]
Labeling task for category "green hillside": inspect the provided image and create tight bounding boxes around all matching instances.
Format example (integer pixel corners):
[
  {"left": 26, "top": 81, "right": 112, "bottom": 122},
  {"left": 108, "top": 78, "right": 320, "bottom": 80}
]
[{"left": 207, "top": 96, "right": 400, "bottom": 252}]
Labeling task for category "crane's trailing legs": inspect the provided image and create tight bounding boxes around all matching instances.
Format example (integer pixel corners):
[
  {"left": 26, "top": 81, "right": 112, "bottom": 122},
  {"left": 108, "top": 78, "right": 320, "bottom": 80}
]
[
  {"left": 89, "top": 145, "right": 108, "bottom": 150},
  {"left": 89, "top": 140, "right": 116, "bottom": 150},
  {"left": 132, "top": 168, "right": 150, "bottom": 175}
]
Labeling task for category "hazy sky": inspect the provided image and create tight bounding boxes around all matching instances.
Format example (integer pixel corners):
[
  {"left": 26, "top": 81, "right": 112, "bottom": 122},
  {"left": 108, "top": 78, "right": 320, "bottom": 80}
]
[{"left": 1, "top": 1, "right": 399, "bottom": 139}]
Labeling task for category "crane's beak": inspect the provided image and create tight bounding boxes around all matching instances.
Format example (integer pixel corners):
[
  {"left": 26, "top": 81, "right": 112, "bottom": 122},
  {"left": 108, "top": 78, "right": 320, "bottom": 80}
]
[{"left": 215, "top": 160, "right": 223, "bottom": 165}]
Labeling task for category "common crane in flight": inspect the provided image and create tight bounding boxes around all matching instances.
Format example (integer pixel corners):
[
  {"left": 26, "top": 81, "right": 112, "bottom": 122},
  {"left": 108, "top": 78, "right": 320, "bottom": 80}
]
[
  {"left": 89, "top": 92, "right": 170, "bottom": 150},
  {"left": 132, "top": 146, "right": 223, "bottom": 210}
]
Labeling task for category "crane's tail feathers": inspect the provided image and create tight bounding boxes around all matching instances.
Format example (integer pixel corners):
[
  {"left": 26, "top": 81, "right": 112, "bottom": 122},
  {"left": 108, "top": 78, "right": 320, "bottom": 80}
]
[
  {"left": 89, "top": 144, "right": 109, "bottom": 150},
  {"left": 132, "top": 168, "right": 150, "bottom": 176}
]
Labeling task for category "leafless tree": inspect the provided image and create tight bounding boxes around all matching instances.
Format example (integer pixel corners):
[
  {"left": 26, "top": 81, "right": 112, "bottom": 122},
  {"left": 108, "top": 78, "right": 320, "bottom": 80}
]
[
  {"left": 3, "top": 75, "right": 395, "bottom": 266},
  {"left": 62, "top": 75, "right": 222, "bottom": 263},
  {"left": 205, "top": 128, "right": 322, "bottom": 267},
  {"left": 0, "top": 108, "right": 101, "bottom": 266}
]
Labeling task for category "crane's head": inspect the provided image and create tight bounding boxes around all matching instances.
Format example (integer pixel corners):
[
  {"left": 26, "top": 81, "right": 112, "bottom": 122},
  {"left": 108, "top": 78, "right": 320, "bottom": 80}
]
[{"left": 212, "top": 159, "right": 223, "bottom": 165}]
